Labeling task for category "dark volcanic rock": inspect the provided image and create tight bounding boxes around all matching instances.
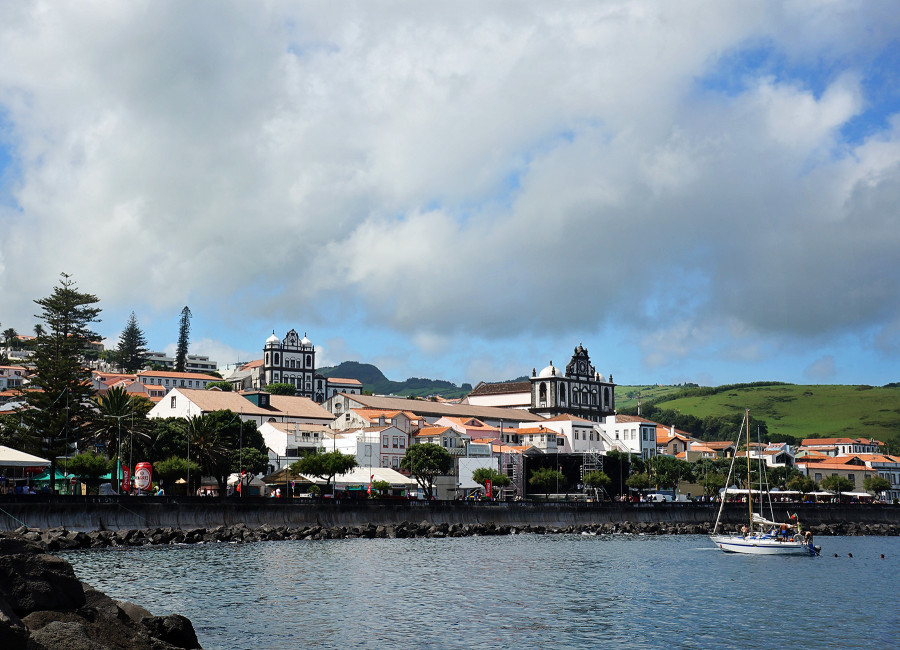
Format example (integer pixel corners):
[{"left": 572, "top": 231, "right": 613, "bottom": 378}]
[{"left": 0, "top": 535, "right": 203, "bottom": 649}]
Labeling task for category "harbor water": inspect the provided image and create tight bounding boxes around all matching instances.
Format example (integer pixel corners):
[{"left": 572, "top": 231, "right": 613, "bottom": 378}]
[{"left": 61, "top": 534, "right": 899, "bottom": 649}]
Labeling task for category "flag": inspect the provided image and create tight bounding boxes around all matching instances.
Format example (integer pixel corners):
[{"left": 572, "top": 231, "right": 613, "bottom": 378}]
[{"left": 367, "top": 474, "right": 374, "bottom": 495}]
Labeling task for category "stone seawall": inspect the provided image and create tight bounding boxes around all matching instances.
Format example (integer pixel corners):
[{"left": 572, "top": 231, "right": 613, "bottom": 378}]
[{"left": 1, "top": 496, "right": 898, "bottom": 532}]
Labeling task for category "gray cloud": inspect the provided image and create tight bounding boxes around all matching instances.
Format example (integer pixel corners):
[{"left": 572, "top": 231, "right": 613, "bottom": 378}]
[{"left": 1, "top": 2, "right": 898, "bottom": 377}]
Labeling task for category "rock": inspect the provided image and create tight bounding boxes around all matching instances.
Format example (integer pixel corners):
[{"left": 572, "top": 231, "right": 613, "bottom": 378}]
[
  {"left": 142, "top": 614, "right": 201, "bottom": 649},
  {"left": 28, "top": 620, "right": 99, "bottom": 650},
  {"left": 0, "top": 551, "right": 85, "bottom": 615}
]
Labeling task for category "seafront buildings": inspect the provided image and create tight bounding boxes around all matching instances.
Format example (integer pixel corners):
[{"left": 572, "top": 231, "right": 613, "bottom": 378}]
[{"left": 1, "top": 328, "right": 898, "bottom": 502}]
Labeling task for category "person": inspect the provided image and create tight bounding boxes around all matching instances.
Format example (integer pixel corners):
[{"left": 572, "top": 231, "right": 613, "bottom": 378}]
[
  {"left": 740, "top": 525, "right": 749, "bottom": 538},
  {"left": 275, "top": 488, "right": 281, "bottom": 498},
  {"left": 804, "top": 530, "right": 813, "bottom": 546},
  {"left": 154, "top": 485, "right": 165, "bottom": 496}
]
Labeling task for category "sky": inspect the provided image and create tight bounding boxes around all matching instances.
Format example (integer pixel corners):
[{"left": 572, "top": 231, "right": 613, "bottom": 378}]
[{"left": 1, "top": 1, "right": 900, "bottom": 388}]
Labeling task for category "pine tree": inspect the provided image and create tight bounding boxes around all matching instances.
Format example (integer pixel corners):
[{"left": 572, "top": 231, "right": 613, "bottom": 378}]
[
  {"left": 174, "top": 306, "right": 191, "bottom": 372},
  {"left": 116, "top": 312, "right": 149, "bottom": 373},
  {"left": 21, "top": 273, "right": 101, "bottom": 494}
]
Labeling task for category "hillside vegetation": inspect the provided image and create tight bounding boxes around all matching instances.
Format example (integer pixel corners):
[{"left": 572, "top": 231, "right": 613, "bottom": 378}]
[
  {"left": 317, "top": 361, "right": 472, "bottom": 399},
  {"left": 619, "top": 382, "right": 900, "bottom": 451}
]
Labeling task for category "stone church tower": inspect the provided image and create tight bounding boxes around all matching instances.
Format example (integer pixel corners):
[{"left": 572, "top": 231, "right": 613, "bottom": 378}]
[
  {"left": 262, "top": 329, "right": 316, "bottom": 399},
  {"left": 529, "top": 344, "right": 615, "bottom": 422}
]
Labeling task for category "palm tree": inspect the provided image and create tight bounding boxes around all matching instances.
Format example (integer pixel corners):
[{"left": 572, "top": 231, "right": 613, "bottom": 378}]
[
  {"left": 33, "top": 324, "right": 45, "bottom": 338},
  {"left": 3, "top": 328, "right": 18, "bottom": 350},
  {"left": 86, "top": 386, "right": 152, "bottom": 462},
  {"left": 184, "top": 414, "right": 227, "bottom": 495}
]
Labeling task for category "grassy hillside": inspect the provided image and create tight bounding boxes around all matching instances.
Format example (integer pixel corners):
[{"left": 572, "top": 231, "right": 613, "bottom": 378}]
[
  {"left": 614, "top": 385, "right": 697, "bottom": 412},
  {"left": 630, "top": 383, "right": 900, "bottom": 447}
]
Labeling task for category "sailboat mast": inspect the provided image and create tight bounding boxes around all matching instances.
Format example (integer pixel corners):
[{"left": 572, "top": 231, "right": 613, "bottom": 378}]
[{"left": 746, "top": 409, "right": 753, "bottom": 532}]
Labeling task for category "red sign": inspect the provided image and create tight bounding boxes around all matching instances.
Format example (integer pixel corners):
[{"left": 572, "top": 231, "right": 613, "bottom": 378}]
[
  {"left": 485, "top": 479, "right": 492, "bottom": 498},
  {"left": 70, "top": 477, "right": 77, "bottom": 485},
  {"left": 121, "top": 464, "right": 131, "bottom": 493}
]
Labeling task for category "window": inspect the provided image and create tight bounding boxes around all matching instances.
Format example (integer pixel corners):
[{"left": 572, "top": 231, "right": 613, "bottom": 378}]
[
  {"left": 814, "top": 473, "right": 822, "bottom": 482},
  {"left": 847, "top": 474, "right": 855, "bottom": 483},
  {"left": 274, "top": 353, "right": 279, "bottom": 365},
  {"left": 400, "top": 438, "right": 405, "bottom": 449},
  {"left": 392, "top": 437, "right": 399, "bottom": 448},
  {"left": 643, "top": 430, "right": 648, "bottom": 441},
  {"left": 392, "top": 457, "right": 399, "bottom": 468},
  {"left": 383, "top": 436, "right": 389, "bottom": 448},
  {"left": 382, "top": 457, "right": 389, "bottom": 467},
  {"left": 170, "top": 396, "right": 176, "bottom": 408}
]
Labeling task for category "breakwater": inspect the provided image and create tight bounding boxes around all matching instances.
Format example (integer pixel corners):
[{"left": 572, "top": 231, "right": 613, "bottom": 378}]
[{"left": 1, "top": 495, "right": 898, "bottom": 532}]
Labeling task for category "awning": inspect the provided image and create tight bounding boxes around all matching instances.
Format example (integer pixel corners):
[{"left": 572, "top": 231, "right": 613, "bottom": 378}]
[
  {"left": 32, "top": 469, "right": 71, "bottom": 482},
  {"left": 0, "top": 445, "right": 51, "bottom": 468}
]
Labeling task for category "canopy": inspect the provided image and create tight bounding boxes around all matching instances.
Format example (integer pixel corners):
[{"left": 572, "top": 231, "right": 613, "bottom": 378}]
[
  {"left": 32, "top": 469, "right": 70, "bottom": 482},
  {"left": 839, "top": 491, "right": 875, "bottom": 498},
  {"left": 0, "top": 445, "right": 50, "bottom": 468},
  {"left": 332, "top": 467, "right": 418, "bottom": 488}
]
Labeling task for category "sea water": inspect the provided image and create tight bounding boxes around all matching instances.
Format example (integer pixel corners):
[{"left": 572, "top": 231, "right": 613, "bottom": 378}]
[{"left": 61, "top": 535, "right": 899, "bottom": 649}]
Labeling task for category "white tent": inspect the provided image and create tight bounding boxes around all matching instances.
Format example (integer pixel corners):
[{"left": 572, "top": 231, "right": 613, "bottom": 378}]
[
  {"left": 0, "top": 445, "right": 50, "bottom": 468},
  {"left": 333, "top": 467, "right": 418, "bottom": 488}
]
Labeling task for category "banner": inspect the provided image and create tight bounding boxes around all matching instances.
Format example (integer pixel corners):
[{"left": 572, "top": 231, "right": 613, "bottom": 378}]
[
  {"left": 121, "top": 464, "right": 131, "bottom": 493},
  {"left": 485, "top": 479, "right": 492, "bottom": 498}
]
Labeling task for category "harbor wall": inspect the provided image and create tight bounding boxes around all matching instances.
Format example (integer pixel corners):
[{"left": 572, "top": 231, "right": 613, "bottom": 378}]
[{"left": 1, "top": 496, "right": 898, "bottom": 532}]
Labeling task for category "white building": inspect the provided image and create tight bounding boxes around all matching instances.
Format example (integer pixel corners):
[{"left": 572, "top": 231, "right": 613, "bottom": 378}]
[
  {"left": 596, "top": 415, "right": 658, "bottom": 459},
  {"left": 136, "top": 370, "right": 220, "bottom": 394},
  {"left": 263, "top": 329, "right": 316, "bottom": 400},
  {"left": 145, "top": 352, "right": 218, "bottom": 373},
  {"left": 331, "top": 425, "right": 409, "bottom": 470},
  {"left": 147, "top": 388, "right": 335, "bottom": 427},
  {"left": 259, "top": 421, "right": 331, "bottom": 475}
]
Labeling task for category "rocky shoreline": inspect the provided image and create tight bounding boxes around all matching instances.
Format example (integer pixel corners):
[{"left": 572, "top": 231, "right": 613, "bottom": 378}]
[
  {"left": 7, "top": 520, "right": 900, "bottom": 550},
  {"left": 0, "top": 535, "right": 202, "bottom": 649}
]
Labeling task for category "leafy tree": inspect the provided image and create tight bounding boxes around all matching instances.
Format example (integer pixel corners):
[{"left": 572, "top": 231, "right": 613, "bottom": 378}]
[
  {"left": 786, "top": 474, "right": 817, "bottom": 494},
  {"left": 766, "top": 466, "right": 800, "bottom": 490},
  {"left": 290, "top": 450, "right": 358, "bottom": 491},
  {"left": 174, "top": 306, "right": 191, "bottom": 372},
  {"left": 230, "top": 447, "right": 269, "bottom": 494},
  {"left": 370, "top": 479, "right": 391, "bottom": 497},
  {"left": 863, "top": 475, "right": 891, "bottom": 495},
  {"left": 625, "top": 472, "right": 650, "bottom": 493},
  {"left": 206, "top": 381, "right": 233, "bottom": 391},
  {"left": 471, "top": 467, "right": 511, "bottom": 494},
  {"left": 528, "top": 467, "right": 565, "bottom": 497},
  {"left": 116, "top": 312, "right": 149, "bottom": 373},
  {"left": 84, "top": 386, "right": 152, "bottom": 462},
  {"left": 20, "top": 273, "right": 101, "bottom": 494},
  {"left": 154, "top": 456, "right": 200, "bottom": 491},
  {"left": 583, "top": 470, "right": 611, "bottom": 490},
  {"left": 184, "top": 413, "right": 226, "bottom": 495},
  {"left": 264, "top": 382, "right": 296, "bottom": 396},
  {"left": 821, "top": 475, "right": 854, "bottom": 496},
  {"left": 400, "top": 443, "right": 452, "bottom": 499},
  {"left": 67, "top": 451, "right": 112, "bottom": 494},
  {"left": 647, "top": 455, "right": 693, "bottom": 490}
]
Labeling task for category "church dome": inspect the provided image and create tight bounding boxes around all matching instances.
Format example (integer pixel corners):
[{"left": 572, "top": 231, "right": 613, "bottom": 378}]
[
  {"left": 301, "top": 335, "right": 312, "bottom": 346},
  {"left": 538, "top": 362, "right": 559, "bottom": 378},
  {"left": 265, "top": 332, "right": 280, "bottom": 346}
]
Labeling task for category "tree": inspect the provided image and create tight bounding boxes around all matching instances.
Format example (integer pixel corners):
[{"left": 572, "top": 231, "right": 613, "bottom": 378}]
[
  {"left": 84, "top": 386, "right": 152, "bottom": 463},
  {"left": 369, "top": 479, "right": 391, "bottom": 497},
  {"left": 820, "top": 475, "right": 854, "bottom": 497},
  {"left": 230, "top": 448, "right": 268, "bottom": 494},
  {"left": 647, "top": 455, "right": 694, "bottom": 490},
  {"left": 33, "top": 324, "right": 44, "bottom": 338},
  {"left": 174, "top": 306, "right": 191, "bottom": 372},
  {"left": 21, "top": 273, "right": 101, "bottom": 494},
  {"left": 528, "top": 467, "right": 565, "bottom": 498},
  {"left": 290, "top": 450, "right": 358, "bottom": 492},
  {"left": 625, "top": 472, "right": 651, "bottom": 493},
  {"left": 582, "top": 470, "right": 611, "bottom": 497},
  {"left": 3, "top": 328, "right": 18, "bottom": 350},
  {"left": 66, "top": 451, "right": 112, "bottom": 494},
  {"left": 400, "top": 443, "right": 452, "bottom": 499},
  {"left": 116, "top": 312, "right": 149, "bottom": 373},
  {"left": 154, "top": 456, "right": 200, "bottom": 492},
  {"left": 206, "top": 381, "right": 233, "bottom": 391},
  {"left": 786, "top": 474, "right": 817, "bottom": 494},
  {"left": 264, "top": 382, "right": 296, "bottom": 396},
  {"left": 863, "top": 475, "right": 891, "bottom": 496},
  {"left": 471, "top": 467, "right": 511, "bottom": 496}
]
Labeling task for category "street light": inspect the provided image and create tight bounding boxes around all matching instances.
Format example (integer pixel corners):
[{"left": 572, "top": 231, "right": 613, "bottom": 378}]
[{"left": 107, "top": 412, "right": 133, "bottom": 495}]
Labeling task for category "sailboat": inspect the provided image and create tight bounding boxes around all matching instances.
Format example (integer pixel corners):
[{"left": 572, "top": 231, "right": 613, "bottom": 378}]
[{"left": 709, "top": 410, "right": 820, "bottom": 556}]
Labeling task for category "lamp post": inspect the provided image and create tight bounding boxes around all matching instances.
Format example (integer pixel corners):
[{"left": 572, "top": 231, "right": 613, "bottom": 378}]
[{"left": 107, "top": 412, "right": 133, "bottom": 495}]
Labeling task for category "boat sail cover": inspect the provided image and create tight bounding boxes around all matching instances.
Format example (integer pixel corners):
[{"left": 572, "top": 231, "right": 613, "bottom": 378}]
[{"left": 751, "top": 513, "right": 791, "bottom": 528}]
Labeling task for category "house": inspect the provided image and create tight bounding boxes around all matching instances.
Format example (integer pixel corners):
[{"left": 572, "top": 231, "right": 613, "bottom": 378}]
[
  {"left": 145, "top": 351, "right": 218, "bottom": 373},
  {"left": 795, "top": 457, "right": 875, "bottom": 492},
  {"left": 147, "top": 388, "right": 335, "bottom": 427},
  {"left": 331, "top": 425, "right": 409, "bottom": 470},
  {"left": 655, "top": 425, "right": 700, "bottom": 456},
  {"left": 799, "top": 437, "right": 884, "bottom": 457},
  {"left": 0, "top": 366, "right": 28, "bottom": 391},
  {"left": 411, "top": 426, "right": 469, "bottom": 453},
  {"left": 136, "top": 370, "right": 220, "bottom": 394},
  {"left": 323, "top": 393, "right": 545, "bottom": 429},
  {"left": 462, "top": 381, "right": 532, "bottom": 409},
  {"left": 314, "top": 377, "right": 363, "bottom": 402},
  {"left": 596, "top": 414, "right": 658, "bottom": 459},
  {"left": 259, "top": 421, "right": 331, "bottom": 474},
  {"left": 331, "top": 408, "right": 422, "bottom": 434},
  {"left": 434, "top": 417, "right": 501, "bottom": 442}
]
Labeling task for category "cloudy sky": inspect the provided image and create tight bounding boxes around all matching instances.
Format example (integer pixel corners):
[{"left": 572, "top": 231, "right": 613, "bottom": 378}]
[{"left": 2, "top": 1, "right": 899, "bottom": 388}]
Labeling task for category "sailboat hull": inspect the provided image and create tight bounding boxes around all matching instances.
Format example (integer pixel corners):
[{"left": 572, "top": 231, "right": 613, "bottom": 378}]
[{"left": 710, "top": 534, "right": 816, "bottom": 556}]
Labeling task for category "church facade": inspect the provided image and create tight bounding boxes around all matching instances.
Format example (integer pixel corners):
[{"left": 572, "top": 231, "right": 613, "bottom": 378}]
[
  {"left": 263, "top": 329, "right": 316, "bottom": 400},
  {"left": 529, "top": 345, "right": 615, "bottom": 422}
]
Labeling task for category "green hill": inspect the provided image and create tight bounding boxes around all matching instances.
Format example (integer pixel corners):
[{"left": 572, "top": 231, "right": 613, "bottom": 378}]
[
  {"left": 620, "top": 382, "right": 900, "bottom": 451},
  {"left": 316, "top": 361, "right": 472, "bottom": 399}
]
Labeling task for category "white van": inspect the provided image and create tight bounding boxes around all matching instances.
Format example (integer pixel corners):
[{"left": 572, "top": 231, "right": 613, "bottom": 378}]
[{"left": 645, "top": 492, "right": 673, "bottom": 502}]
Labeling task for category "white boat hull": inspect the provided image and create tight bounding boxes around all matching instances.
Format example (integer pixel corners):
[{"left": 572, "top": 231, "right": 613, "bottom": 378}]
[{"left": 710, "top": 534, "right": 817, "bottom": 556}]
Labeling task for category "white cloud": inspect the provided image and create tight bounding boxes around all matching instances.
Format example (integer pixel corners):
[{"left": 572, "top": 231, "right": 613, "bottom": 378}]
[
  {"left": 804, "top": 355, "right": 837, "bottom": 381},
  {"left": 1, "top": 2, "right": 899, "bottom": 384}
]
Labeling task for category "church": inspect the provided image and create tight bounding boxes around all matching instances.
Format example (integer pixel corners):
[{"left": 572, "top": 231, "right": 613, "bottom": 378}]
[
  {"left": 464, "top": 344, "right": 615, "bottom": 422},
  {"left": 263, "top": 329, "right": 316, "bottom": 400}
]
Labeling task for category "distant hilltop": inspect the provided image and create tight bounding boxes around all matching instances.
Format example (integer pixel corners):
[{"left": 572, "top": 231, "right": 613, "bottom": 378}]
[{"left": 316, "top": 361, "right": 475, "bottom": 399}]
